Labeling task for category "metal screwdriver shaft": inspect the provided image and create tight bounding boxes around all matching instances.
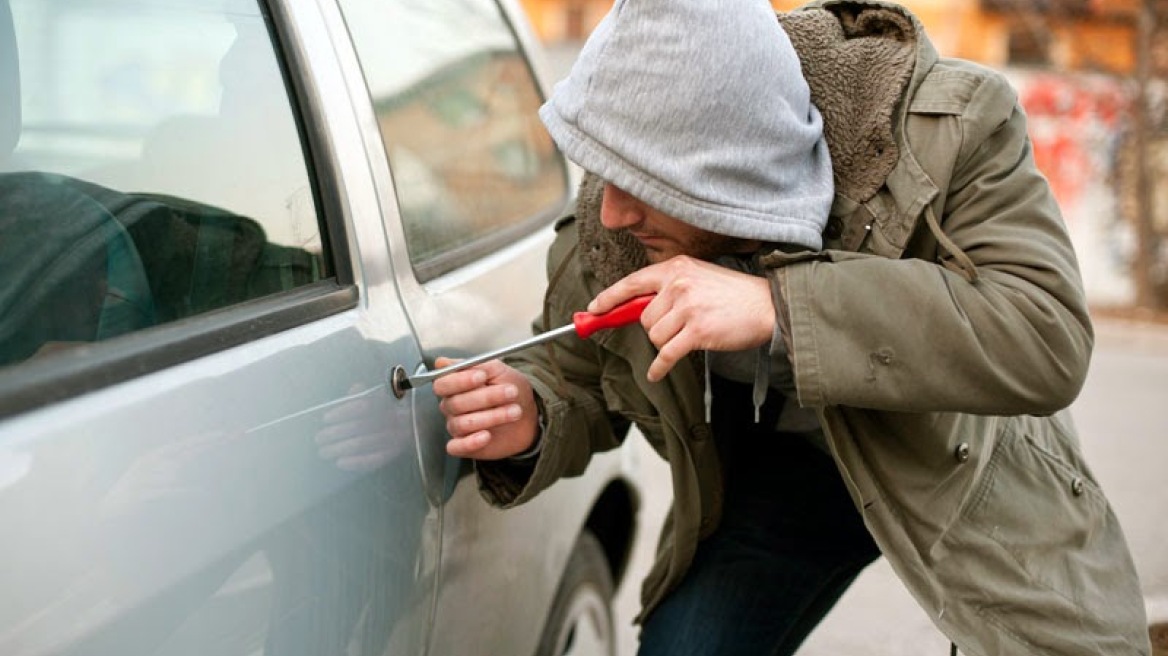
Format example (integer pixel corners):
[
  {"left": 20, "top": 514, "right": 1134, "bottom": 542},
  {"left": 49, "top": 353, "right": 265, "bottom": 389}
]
[
  {"left": 402, "top": 324, "right": 577, "bottom": 390},
  {"left": 402, "top": 294, "right": 655, "bottom": 390}
]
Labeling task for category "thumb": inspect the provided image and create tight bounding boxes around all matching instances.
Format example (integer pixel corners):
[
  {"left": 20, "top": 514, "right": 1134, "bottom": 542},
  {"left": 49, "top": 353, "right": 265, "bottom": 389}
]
[{"left": 434, "top": 356, "right": 461, "bottom": 369}]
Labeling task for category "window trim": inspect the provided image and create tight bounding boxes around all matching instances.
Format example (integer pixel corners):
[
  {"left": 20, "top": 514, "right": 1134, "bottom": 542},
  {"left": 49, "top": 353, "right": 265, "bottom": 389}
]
[
  {"left": 265, "top": 0, "right": 354, "bottom": 288},
  {"left": 410, "top": 208, "right": 560, "bottom": 282},
  {"left": 0, "top": 283, "right": 358, "bottom": 418}
]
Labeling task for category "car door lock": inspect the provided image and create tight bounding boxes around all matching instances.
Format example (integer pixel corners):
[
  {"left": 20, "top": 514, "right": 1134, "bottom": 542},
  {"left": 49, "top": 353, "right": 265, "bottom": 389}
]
[{"left": 389, "top": 365, "right": 409, "bottom": 399}]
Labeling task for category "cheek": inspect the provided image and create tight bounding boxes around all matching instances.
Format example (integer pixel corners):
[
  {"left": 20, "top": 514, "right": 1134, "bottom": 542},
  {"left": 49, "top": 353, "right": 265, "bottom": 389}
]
[{"left": 599, "top": 186, "right": 638, "bottom": 229}]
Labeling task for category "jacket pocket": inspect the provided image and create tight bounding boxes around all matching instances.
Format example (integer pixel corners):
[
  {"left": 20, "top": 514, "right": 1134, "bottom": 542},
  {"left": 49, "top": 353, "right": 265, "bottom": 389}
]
[
  {"left": 962, "top": 428, "right": 1104, "bottom": 590},
  {"left": 943, "top": 423, "right": 1146, "bottom": 653}
]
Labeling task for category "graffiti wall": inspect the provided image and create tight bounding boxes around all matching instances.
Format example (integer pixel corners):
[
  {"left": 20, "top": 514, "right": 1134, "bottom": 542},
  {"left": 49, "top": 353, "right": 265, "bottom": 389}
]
[{"left": 1007, "top": 69, "right": 1153, "bottom": 306}]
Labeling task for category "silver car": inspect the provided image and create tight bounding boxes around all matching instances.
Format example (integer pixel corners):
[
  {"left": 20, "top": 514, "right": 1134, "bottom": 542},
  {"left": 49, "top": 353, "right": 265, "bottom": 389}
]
[{"left": 0, "top": 0, "right": 641, "bottom": 654}]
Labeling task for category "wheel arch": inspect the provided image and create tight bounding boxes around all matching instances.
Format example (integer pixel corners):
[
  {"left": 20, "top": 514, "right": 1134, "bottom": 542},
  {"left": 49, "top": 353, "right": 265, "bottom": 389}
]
[{"left": 583, "top": 478, "right": 639, "bottom": 593}]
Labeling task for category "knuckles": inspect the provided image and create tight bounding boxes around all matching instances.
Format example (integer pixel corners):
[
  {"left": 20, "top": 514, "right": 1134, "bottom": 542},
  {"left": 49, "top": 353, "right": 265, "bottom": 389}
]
[{"left": 665, "top": 255, "right": 697, "bottom": 271}]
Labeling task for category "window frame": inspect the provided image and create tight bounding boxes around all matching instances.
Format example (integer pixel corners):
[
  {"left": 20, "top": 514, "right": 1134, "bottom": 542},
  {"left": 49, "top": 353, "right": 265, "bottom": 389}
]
[{"left": 0, "top": 0, "right": 358, "bottom": 419}]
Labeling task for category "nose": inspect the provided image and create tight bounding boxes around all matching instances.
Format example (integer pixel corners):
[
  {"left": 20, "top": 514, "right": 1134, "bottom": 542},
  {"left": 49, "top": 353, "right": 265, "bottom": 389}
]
[{"left": 599, "top": 183, "right": 643, "bottom": 230}]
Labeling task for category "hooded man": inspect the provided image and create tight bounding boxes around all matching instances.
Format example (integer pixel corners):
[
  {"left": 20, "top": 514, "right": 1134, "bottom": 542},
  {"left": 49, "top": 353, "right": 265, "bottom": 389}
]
[{"left": 432, "top": 1, "right": 1151, "bottom": 654}]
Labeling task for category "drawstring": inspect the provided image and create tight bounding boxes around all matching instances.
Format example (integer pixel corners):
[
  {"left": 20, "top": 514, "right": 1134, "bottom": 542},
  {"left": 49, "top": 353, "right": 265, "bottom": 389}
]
[
  {"left": 702, "top": 347, "right": 769, "bottom": 424},
  {"left": 703, "top": 352, "right": 713, "bottom": 423},
  {"left": 950, "top": 642, "right": 958, "bottom": 656},
  {"left": 924, "top": 204, "right": 979, "bottom": 283},
  {"left": 751, "top": 344, "right": 769, "bottom": 423}
]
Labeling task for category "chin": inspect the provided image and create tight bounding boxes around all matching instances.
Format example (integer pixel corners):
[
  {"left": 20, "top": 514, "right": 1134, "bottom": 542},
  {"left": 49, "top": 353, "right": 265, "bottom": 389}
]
[{"left": 642, "top": 245, "right": 683, "bottom": 263}]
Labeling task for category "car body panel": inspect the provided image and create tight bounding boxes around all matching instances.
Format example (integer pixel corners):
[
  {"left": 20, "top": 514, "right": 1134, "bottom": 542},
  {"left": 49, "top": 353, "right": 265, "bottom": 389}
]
[
  {"left": 0, "top": 311, "right": 436, "bottom": 656},
  {"left": 0, "top": 0, "right": 639, "bottom": 654},
  {"left": 314, "top": 2, "right": 637, "bottom": 653}
]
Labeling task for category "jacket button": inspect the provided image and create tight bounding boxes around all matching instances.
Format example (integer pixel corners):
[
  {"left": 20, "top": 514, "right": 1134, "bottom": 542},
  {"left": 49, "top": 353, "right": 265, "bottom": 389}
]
[
  {"left": 953, "top": 443, "right": 970, "bottom": 463},
  {"left": 1071, "top": 477, "right": 1085, "bottom": 496}
]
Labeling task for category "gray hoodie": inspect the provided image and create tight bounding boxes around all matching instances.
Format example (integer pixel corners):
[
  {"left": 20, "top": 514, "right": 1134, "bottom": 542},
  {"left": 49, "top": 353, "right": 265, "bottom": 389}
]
[{"left": 538, "top": 0, "right": 832, "bottom": 249}]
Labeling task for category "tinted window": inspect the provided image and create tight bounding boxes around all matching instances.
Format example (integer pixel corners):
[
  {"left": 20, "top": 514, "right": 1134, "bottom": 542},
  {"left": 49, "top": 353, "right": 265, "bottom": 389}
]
[
  {"left": 336, "top": 0, "right": 567, "bottom": 280},
  {"left": 0, "top": 0, "right": 326, "bottom": 369}
]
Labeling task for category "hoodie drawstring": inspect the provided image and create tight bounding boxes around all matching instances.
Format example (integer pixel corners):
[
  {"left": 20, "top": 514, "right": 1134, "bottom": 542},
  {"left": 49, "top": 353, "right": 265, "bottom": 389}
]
[
  {"left": 752, "top": 344, "right": 770, "bottom": 423},
  {"left": 703, "top": 346, "right": 770, "bottom": 425},
  {"left": 703, "top": 352, "right": 713, "bottom": 424}
]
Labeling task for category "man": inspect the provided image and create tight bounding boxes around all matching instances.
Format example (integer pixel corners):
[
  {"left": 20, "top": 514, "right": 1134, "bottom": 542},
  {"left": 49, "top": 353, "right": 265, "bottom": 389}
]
[{"left": 433, "top": 0, "right": 1151, "bottom": 654}]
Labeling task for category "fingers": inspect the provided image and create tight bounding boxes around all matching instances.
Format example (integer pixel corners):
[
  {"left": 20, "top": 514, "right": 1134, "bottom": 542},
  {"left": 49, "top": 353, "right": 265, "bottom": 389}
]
[
  {"left": 444, "top": 401, "right": 522, "bottom": 438},
  {"left": 445, "top": 430, "right": 493, "bottom": 458},
  {"left": 431, "top": 356, "right": 475, "bottom": 391},
  {"left": 587, "top": 256, "right": 777, "bottom": 382},
  {"left": 587, "top": 259, "right": 685, "bottom": 313},
  {"left": 429, "top": 357, "right": 539, "bottom": 460},
  {"left": 438, "top": 378, "right": 519, "bottom": 417},
  {"left": 647, "top": 327, "right": 696, "bottom": 382},
  {"left": 431, "top": 357, "right": 511, "bottom": 396},
  {"left": 432, "top": 359, "right": 522, "bottom": 426}
]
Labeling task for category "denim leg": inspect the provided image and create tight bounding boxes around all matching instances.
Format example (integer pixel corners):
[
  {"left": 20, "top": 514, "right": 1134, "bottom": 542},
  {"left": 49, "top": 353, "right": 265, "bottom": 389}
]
[
  {"left": 638, "top": 384, "right": 880, "bottom": 656},
  {"left": 637, "top": 525, "right": 877, "bottom": 656}
]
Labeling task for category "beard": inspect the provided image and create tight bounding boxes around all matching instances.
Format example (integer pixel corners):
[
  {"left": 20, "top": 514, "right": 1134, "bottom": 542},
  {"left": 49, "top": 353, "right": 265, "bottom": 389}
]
[{"left": 637, "top": 229, "right": 760, "bottom": 263}]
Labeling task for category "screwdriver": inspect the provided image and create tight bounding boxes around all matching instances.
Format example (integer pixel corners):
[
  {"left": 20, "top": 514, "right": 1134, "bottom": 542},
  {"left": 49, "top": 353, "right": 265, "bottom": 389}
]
[{"left": 400, "top": 294, "right": 655, "bottom": 390}]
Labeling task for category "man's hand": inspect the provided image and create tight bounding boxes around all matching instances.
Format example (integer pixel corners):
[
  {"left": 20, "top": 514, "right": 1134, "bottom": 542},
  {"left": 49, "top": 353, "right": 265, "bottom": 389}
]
[
  {"left": 588, "top": 255, "right": 775, "bottom": 382},
  {"left": 432, "top": 357, "right": 540, "bottom": 460}
]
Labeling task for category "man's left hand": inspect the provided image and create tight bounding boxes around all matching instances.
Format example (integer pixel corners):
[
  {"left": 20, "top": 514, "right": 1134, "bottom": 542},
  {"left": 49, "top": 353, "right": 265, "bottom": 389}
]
[{"left": 588, "top": 255, "right": 775, "bottom": 382}]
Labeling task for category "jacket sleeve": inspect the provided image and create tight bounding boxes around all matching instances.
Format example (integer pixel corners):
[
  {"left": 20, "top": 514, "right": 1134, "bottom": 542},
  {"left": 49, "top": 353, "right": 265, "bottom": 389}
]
[
  {"left": 476, "top": 223, "right": 628, "bottom": 507},
  {"left": 770, "top": 73, "right": 1093, "bottom": 416}
]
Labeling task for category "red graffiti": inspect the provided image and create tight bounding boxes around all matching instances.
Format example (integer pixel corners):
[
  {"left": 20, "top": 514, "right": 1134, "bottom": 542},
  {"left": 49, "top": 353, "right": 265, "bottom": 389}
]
[{"left": 1017, "top": 73, "right": 1130, "bottom": 210}]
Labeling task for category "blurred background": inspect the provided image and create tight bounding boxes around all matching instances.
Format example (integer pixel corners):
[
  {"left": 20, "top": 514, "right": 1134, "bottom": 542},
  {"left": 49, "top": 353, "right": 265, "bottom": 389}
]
[
  {"left": 523, "top": 0, "right": 1168, "bottom": 317},
  {"left": 514, "top": 1, "right": 1168, "bottom": 654}
]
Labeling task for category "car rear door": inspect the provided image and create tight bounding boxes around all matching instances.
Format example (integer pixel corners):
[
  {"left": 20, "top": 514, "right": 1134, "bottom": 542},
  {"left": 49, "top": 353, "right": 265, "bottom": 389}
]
[{"left": 320, "top": 1, "right": 623, "bottom": 654}]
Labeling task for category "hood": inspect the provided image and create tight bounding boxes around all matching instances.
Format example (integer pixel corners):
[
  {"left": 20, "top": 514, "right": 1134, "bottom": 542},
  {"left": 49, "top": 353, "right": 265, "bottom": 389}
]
[
  {"left": 574, "top": 1, "right": 925, "bottom": 288},
  {"left": 539, "top": 0, "right": 834, "bottom": 250}
]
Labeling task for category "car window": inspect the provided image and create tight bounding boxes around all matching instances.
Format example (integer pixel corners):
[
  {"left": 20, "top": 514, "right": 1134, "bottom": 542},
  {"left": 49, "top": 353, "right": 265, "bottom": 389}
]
[
  {"left": 0, "top": 0, "right": 327, "bottom": 370},
  {"left": 335, "top": 0, "right": 567, "bottom": 281}
]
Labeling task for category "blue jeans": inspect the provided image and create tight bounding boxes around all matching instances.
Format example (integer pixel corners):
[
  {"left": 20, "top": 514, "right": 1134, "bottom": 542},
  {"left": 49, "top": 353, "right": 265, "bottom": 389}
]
[{"left": 638, "top": 379, "right": 881, "bottom": 656}]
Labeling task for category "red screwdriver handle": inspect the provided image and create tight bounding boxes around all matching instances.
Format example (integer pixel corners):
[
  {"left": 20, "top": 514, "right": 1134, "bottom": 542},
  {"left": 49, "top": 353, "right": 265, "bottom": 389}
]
[{"left": 572, "top": 294, "right": 655, "bottom": 339}]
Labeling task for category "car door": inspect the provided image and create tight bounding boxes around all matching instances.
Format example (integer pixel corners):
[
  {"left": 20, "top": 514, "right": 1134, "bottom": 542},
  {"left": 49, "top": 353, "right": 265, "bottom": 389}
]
[
  {"left": 0, "top": 0, "right": 438, "bottom": 654},
  {"left": 322, "top": 2, "right": 633, "bottom": 655},
  {"left": 325, "top": 0, "right": 571, "bottom": 502}
]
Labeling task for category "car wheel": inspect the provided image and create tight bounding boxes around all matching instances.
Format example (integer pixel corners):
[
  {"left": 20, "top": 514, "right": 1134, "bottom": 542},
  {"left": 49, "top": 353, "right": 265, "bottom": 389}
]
[{"left": 535, "top": 530, "right": 615, "bottom": 656}]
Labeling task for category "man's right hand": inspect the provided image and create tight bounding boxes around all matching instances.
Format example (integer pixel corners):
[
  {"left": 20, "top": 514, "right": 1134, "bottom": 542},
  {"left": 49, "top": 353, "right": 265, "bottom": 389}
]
[{"left": 432, "top": 357, "right": 540, "bottom": 460}]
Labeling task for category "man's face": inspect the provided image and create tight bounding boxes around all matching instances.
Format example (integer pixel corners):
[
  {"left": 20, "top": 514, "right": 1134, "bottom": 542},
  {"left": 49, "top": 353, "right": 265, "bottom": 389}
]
[{"left": 599, "top": 183, "right": 760, "bottom": 263}]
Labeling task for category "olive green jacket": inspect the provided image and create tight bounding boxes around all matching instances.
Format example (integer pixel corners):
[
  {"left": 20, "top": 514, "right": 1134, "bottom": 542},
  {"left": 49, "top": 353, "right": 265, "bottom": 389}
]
[{"left": 478, "top": 2, "right": 1150, "bottom": 654}]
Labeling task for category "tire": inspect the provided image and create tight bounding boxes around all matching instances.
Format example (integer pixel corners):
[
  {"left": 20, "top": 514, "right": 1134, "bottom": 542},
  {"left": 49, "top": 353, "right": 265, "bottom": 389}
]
[{"left": 535, "top": 530, "right": 616, "bottom": 656}]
